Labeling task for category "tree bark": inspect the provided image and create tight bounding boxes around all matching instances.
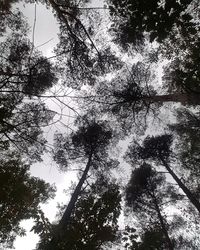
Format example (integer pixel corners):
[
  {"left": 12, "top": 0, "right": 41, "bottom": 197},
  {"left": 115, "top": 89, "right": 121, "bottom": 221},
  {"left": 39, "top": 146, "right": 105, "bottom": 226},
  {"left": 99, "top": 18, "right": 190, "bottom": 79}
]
[
  {"left": 47, "top": 152, "right": 93, "bottom": 250},
  {"left": 151, "top": 192, "right": 174, "bottom": 250},
  {"left": 59, "top": 152, "right": 93, "bottom": 228},
  {"left": 144, "top": 93, "right": 200, "bottom": 105},
  {"left": 160, "top": 156, "right": 200, "bottom": 214}
]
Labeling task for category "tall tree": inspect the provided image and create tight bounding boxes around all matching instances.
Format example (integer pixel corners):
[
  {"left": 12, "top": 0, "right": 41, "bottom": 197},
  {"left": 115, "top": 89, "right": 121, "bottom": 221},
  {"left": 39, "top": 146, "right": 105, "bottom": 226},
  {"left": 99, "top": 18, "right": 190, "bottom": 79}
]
[
  {"left": 47, "top": 118, "right": 118, "bottom": 248},
  {"left": 127, "top": 134, "right": 200, "bottom": 214},
  {"left": 38, "top": 176, "right": 121, "bottom": 250},
  {"left": 82, "top": 62, "right": 200, "bottom": 136},
  {"left": 125, "top": 163, "right": 176, "bottom": 249},
  {"left": 169, "top": 108, "right": 200, "bottom": 179}
]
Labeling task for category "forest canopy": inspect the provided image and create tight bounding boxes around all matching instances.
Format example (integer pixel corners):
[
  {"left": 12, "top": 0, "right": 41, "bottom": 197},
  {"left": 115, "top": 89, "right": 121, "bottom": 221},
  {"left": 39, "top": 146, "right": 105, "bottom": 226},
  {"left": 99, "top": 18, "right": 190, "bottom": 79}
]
[{"left": 1, "top": 0, "right": 200, "bottom": 249}]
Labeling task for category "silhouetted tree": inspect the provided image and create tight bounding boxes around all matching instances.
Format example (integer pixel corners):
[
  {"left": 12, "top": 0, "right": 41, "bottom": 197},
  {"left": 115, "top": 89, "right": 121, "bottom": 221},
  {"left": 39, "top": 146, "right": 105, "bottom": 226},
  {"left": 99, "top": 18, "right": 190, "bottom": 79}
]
[
  {"left": 125, "top": 163, "right": 175, "bottom": 249},
  {"left": 0, "top": 152, "right": 55, "bottom": 249},
  {"left": 127, "top": 134, "right": 200, "bottom": 214},
  {"left": 0, "top": 33, "right": 57, "bottom": 96},
  {"left": 47, "top": 119, "right": 118, "bottom": 248},
  {"left": 108, "top": 0, "right": 196, "bottom": 47},
  {"left": 38, "top": 176, "right": 121, "bottom": 250}
]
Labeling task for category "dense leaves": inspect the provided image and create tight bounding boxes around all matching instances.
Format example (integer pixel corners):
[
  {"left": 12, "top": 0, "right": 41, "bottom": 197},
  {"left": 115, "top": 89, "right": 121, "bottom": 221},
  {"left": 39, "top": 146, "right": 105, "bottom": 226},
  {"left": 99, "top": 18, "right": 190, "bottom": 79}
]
[
  {"left": 108, "top": 0, "right": 195, "bottom": 46},
  {"left": 0, "top": 153, "right": 55, "bottom": 249},
  {"left": 54, "top": 119, "right": 114, "bottom": 170},
  {"left": 1, "top": 0, "right": 200, "bottom": 249},
  {"left": 38, "top": 178, "right": 121, "bottom": 250}
]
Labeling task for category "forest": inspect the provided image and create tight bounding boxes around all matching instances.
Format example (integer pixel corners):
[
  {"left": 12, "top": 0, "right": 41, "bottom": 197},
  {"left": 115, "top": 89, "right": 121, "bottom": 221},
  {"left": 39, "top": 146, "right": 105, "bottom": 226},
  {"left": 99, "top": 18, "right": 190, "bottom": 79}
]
[{"left": 1, "top": 0, "right": 200, "bottom": 249}]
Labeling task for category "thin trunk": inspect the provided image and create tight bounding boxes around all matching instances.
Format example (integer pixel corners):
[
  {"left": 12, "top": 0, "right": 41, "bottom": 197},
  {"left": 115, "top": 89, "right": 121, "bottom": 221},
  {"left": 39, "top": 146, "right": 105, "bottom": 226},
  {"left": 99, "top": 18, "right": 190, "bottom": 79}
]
[
  {"left": 151, "top": 192, "right": 174, "bottom": 250},
  {"left": 60, "top": 152, "right": 93, "bottom": 228},
  {"left": 160, "top": 156, "right": 200, "bottom": 214},
  {"left": 47, "top": 152, "right": 93, "bottom": 250},
  {"left": 144, "top": 93, "right": 200, "bottom": 105}
]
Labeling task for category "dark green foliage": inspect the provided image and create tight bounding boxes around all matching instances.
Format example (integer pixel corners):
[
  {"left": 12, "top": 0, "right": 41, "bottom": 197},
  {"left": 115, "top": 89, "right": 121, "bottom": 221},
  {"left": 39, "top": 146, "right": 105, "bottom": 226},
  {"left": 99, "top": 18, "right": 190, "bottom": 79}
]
[
  {"left": 125, "top": 163, "right": 177, "bottom": 249},
  {"left": 108, "top": 0, "right": 194, "bottom": 47},
  {"left": 124, "top": 226, "right": 168, "bottom": 250},
  {"left": 136, "top": 227, "right": 168, "bottom": 250},
  {"left": 170, "top": 108, "right": 200, "bottom": 175},
  {"left": 38, "top": 178, "right": 121, "bottom": 250},
  {"left": 0, "top": 34, "right": 57, "bottom": 96},
  {"left": 0, "top": 153, "right": 55, "bottom": 248},
  {"left": 84, "top": 62, "right": 158, "bottom": 135},
  {"left": 138, "top": 134, "right": 173, "bottom": 161},
  {"left": 164, "top": 39, "right": 200, "bottom": 95},
  {"left": 126, "top": 134, "right": 173, "bottom": 164},
  {"left": 54, "top": 119, "right": 113, "bottom": 170},
  {"left": 0, "top": 31, "right": 57, "bottom": 159},
  {"left": 55, "top": 31, "right": 122, "bottom": 89},
  {"left": 0, "top": 99, "right": 54, "bottom": 162}
]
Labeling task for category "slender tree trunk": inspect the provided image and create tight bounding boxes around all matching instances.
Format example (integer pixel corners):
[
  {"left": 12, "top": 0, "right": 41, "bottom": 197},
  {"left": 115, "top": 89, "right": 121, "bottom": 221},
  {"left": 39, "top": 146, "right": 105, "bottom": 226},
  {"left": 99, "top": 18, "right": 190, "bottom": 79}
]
[
  {"left": 144, "top": 93, "right": 200, "bottom": 105},
  {"left": 47, "top": 152, "right": 93, "bottom": 250},
  {"left": 152, "top": 193, "right": 174, "bottom": 250},
  {"left": 160, "top": 156, "right": 200, "bottom": 214},
  {"left": 59, "top": 152, "right": 93, "bottom": 228}
]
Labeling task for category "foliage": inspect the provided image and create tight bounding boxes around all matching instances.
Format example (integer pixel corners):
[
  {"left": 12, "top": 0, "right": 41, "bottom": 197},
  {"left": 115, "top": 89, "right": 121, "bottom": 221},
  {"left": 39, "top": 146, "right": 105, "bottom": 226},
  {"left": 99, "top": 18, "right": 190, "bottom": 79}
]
[
  {"left": 0, "top": 33, "right": 57, "bottom": 96},
  {"left": 1, "top": 0, "right": 200, "bottom": 249},
  {"left": 37, "top": 177, "right": 121, "bottom": 250},
  {"left": 126, "top": 134, "right": 173, "bottom": 164},
  {"left": 108, "top": 0, "right": 196, "bottom": 47},
  {"left": 125, "top": 163, "right": 180, "bottom": 249},
  {"left": 54, "top": 119, "right": 114, "bottom": 170},
  {"left": 0, "top": 152, "right": 55, "bottom": 249}
]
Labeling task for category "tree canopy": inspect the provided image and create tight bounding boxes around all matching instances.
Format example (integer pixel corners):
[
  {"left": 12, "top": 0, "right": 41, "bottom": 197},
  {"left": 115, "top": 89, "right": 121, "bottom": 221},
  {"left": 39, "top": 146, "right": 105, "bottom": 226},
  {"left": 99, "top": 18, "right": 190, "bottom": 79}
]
[{"left": 1, "top": 0, "right": 200, "bottom": 249}]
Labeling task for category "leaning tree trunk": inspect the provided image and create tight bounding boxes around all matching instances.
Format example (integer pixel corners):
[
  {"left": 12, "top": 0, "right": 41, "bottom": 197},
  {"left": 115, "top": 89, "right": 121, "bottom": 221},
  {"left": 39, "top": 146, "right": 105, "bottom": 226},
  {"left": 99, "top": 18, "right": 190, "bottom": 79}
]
[
  {"left": 160, "top": 156, "right": 200, "bottom": 214},
  {"left": 47, "top": 152, "right": 93, "bottom": 250},
  {"left": 145, "top": 93, "right": 200, "bottom": 106},
  {"left": 151, "top": 192, "right": 174, "bottom": 250}
]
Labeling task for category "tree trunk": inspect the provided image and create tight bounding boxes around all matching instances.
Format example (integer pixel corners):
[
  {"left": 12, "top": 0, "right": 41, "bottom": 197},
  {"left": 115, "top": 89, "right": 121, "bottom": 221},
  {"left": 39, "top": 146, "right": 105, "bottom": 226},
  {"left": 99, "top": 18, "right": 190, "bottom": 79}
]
[
  {"left": 160, "top": 156, "right": 200, "bottom": 214},
  {"left": 59, "top": 152, "right": 93, "bottom": 228},
  {"left": 152, "top": 193, "right": 174, "bottom": 250},
  {"left": 47, "top": 152, "right": 93, "bottom": 250},
  {"left": 145, "top": 93, "right": 200, "bottom": 105}
]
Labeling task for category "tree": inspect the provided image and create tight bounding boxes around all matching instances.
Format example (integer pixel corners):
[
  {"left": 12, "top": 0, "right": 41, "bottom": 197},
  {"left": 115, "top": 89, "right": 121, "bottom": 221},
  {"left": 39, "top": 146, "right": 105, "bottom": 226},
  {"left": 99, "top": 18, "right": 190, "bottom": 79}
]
[
  {"left": 0, "top": 30, "right": 57, "bottom": 160},
  {"left": 169, "top": 108, "right": 200, "bottom": 179},
  {"left": 38, "top": 176, "right": 121, "bottom": 250},
  {"left": 47, "top": 119, "right": 118, "bottom": 248},
  {"left": 44, "top": 0, "right": 123, "bottom": 89},
  {"left": 0, "top": 33, "right": 57, "bottom": 96},
  {"left": 125, "top": 163, "right": 175, "bottom": 250},
  {"left": 0, "top": 101, "right": 55, "bottom": 162},
  {"left": 0, "top": 152, "right": 55, "bottom": 249},
  {"left": 127, "top": 134, "right": 200, "bottom": 214},
  {"left": 108, "top": 0, "right": 196, "bottom": 47},
  {"left": 82, "top": 61, "right": 200, "bottom": 136},
  {"left": 0, "top": 0, "right": 26, "bottom": 36}
]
